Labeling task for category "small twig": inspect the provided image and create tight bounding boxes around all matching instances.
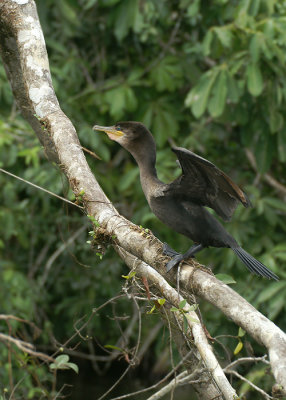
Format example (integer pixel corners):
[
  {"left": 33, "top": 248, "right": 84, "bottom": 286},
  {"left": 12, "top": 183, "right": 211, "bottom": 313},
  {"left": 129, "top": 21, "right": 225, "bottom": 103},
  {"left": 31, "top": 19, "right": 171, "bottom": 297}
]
[
  {"left": 225, "top": 369, "right": 275, "bottom": 400},
  {"left": 81, "top": 145, "right": 101, "bottom": 160},
  {"left": 0, "top": 333, "right": 54, "bottom": 362},
  {"left": 0, "top": 168, "right": 84, "bottom": 209},
  {"left": 97, "top": 295, "right": 142, "bottom": 400},
  {"left": 224, "top": 355, "right": 269, "bottom": 370},
  {"left": 40, "top": 225, "right": 87, "bottom": 287},
  {"left": 109, "top": 350, "right": 195, "bottom": 400},
  {"left": 146, "top": 369, "right": 208, "bottom": 400}
]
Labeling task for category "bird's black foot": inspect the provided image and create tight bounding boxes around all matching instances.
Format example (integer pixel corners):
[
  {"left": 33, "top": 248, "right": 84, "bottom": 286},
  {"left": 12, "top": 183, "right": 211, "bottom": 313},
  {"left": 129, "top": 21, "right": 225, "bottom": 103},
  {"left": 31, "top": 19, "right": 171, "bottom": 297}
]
[
  {"left": 162, "top": 243, "right": 180, "bottom": 257},
  {"left": 165, "top": 243, "right": 204, "bottom": 273},
  {"left": 166, "top": 254, "right": 184, "bottom": 272}
]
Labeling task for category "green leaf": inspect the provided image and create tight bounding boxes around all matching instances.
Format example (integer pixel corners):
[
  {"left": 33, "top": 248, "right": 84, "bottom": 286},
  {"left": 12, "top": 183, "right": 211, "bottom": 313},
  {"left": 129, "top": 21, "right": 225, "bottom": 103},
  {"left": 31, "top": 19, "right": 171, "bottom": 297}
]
[
  {"left": 208, "top": 70, "right": 228, "bottom": 117},
  {"left": 238, "top": 327, "right": 246, "bottom": 337},
  {"left": 256, "top": 281, "right": 286, "bottom": 304},
  {"left": 157, "top": 298, "right": 166, "bottom": 306},
  {"left": 104, "top": 344, "right": 124, "bottom": 351},
  {"left": 185, "top": 69, "right": 219, "bottom": 118},
  {"left": 150, "top": 57, "right": 183, "bottom": 92},
  {"left": 254, "top": 131, "right": 273, "bottom": 173},
  {"left": 183, "top": 314, "right": 189, "bottom": 332},
  {"left": 249, "top": 34, "right": 261, "bottom": 63},
  {"left": 226, "top": 73, "right": 241, "bottom": 103},
  {"left": 215, "top": 273, "right": 236, "bottom": 284},
  {"left": 214, "top": 27, "right": 233, "bottom": 48},
  {"left": 247, "top": 62, "right": 264, "bottom": 96},
  {"left": 269, "top": 110, "right": 283, "bottom": 133},
  {"left": 202, "top": 30, "right": 213, "bottom": 56},
  {"left": 122, "top": 271, "right": 136, "bottom": 280},
  {"left": 114, "top": 0, "right": 139, "bottom": 41},
  {"left": 186, "top": 0, "right": 200, "bottom": 17},
  {"left": 263, "top": 197, "right": 286, "bottom": 212},
  {"left": 147, "top": 304, "right": 156, "bottom": 314},
  {"left": 179, "top": 299, "right": 187, "bottom": 309},
  {"left": 249, "top": 0, "right": 261, "bottom": 16},
  {"left": 118, "top": 168, "right": 139, "bottom": 191},
  {"left": 67, "top": 363, "right": 79, "bottom": 374},
  {"left": 234, "top": 340, "right": 243, "bottom": 355},
  {"left": 50, "top": 355, "right": 78, "bottom": 373}
]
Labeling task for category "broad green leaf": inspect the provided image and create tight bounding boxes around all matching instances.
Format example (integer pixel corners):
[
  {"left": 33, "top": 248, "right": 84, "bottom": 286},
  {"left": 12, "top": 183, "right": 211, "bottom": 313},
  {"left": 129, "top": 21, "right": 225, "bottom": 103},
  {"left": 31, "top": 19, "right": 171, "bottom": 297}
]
[
  {"left": 214, "top": 27, "right": 233, "bottom": 48},
  {"left": 256, "top": 281, "right": 286, "bottom": 304},
  {"left": 202, "top": 30, "right": 213, "bottom": 56},
  {"left": 215, "top": 273, "right": 236, "bottom": 284},
  {"left": 114, "top": 0, "right": 139, "bottom": 41},
  {"left": 263, "top": 197, "right": 286, "bottom": 212},
  {"left": 247, "top": 62, "right": 264, "bottom": 96},
  {"left": 249, "top": 0, "right": 261, "bottom": 16},
  {"left": 185, "top": 69, "right": 219, "bottom": 118},
  {"left": 179, "top": 299, "right": 187, "bottom": 309},
  {"left": 187, "top": 0, "right": 200, "bottom": 17},
  {"left": 263, "top": 19, "right": 275, "bottom": 39},
  {"left": 208, "top": 70, "right": 227, "bottom": 117},
  {"left": 226, "top": 73, "right": 240, "bottom": 103},
  {"left": 67, "top": 363, "right": 79, "bottom": 374},
  {"left": 118, "top": 167, "right": 139, "bottom": 191},
  {"left": 157, "top": 298, "right": 166, "bottom": 305},
  {"left": 153, "top": 107, "right": 179, "bottom": 146},
  {"left": 55, "top": 355, "right": 69, "bottom": 365},
  {"left": 263, "top": 0, "right": 275, "bottom": 14},
  {"left": 269, "top": 110, "right": 283, "bottom": 133},
  {"left": 249, "top": 34, "right": 261, "bottom": 63},
  {"left": 254, "top": 131, "right": 274, "bottom": 173},
  {"left": 150, "top": 57, "right": 183, "bottom": 92},
  {"left": 185, "top": 314, "right": 200, "bottom": 323}
]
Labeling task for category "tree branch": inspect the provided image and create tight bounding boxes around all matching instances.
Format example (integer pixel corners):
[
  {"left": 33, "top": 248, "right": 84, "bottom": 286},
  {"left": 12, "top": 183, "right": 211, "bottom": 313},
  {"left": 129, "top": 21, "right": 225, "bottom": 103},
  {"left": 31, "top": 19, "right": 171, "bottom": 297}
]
[{"left": 0, "top": 0, "right": 285, "bottom": 397}]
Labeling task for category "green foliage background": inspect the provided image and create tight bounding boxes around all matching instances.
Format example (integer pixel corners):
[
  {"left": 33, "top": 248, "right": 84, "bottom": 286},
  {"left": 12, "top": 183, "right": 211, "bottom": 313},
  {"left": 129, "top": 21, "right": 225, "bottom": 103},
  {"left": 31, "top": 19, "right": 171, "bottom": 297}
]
[{"left": 0, "top": 0, "right": 286, "bottom": 398}]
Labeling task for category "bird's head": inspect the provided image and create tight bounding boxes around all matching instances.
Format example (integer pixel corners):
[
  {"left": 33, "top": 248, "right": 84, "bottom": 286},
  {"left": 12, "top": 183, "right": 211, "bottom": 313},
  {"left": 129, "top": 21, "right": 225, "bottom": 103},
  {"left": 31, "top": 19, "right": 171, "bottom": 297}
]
[
  {"left": 93, "top": 121, "right": 147, "bottom": 143},
  {"left": 93, "top": 121, "right": 155, "bottom": 156}
]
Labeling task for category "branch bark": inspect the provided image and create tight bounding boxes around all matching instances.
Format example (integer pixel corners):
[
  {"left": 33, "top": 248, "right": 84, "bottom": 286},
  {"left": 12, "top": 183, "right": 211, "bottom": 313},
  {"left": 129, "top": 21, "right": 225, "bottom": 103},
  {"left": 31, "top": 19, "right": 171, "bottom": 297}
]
[{"left": 0, "top": 0, "right": 285, "bottom": 398}]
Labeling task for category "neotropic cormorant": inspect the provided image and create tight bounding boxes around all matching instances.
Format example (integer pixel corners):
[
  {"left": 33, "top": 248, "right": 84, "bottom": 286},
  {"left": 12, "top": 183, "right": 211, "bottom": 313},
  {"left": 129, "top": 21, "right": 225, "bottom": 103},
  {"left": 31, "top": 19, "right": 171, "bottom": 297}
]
[{"left": 93, "top": 121, "right": 279, "bottom": 281}]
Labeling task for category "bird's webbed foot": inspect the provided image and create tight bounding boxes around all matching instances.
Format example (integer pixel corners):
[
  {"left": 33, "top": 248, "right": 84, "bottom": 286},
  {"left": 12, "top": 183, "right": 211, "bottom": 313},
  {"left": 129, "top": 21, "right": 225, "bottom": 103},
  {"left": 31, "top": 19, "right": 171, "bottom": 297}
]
[
  {"left": 165, "top": 243, "right": 204, "bottom": 273},
  {"left": 162, "top": 243, "right": 180, "bottom": 257},
  {"left": 166, "top": 254, "right": 184, "bottom": 272}
]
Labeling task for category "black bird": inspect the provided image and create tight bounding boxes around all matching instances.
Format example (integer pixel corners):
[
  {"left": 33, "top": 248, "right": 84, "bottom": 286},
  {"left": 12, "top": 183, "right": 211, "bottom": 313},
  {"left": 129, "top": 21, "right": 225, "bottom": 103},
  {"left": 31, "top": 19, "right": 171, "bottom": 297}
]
[{"left": 93, "top": 121, "right": 279, "bottom": 281}]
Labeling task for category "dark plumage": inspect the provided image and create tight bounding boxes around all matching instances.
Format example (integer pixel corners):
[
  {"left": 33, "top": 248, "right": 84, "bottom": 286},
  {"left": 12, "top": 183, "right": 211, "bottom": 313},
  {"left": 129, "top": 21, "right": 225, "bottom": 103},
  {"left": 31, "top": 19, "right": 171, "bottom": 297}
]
[{"left": 93, "top": 121, "right": 279, "bottom": 281}]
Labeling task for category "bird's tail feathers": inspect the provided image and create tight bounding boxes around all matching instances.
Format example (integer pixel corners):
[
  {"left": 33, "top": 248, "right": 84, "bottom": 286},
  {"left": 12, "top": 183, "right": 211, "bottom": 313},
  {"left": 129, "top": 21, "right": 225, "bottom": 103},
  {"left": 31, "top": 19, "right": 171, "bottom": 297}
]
[{"left": 232, "top": 246, "right": 279, "bottom": 281}]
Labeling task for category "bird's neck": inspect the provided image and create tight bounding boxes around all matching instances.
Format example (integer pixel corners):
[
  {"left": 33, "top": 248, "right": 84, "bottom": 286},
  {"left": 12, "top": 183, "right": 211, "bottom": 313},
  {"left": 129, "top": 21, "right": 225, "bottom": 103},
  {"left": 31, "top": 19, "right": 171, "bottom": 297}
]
[{"left": 130, "top": 146, "right": 162, "bottom": 200}]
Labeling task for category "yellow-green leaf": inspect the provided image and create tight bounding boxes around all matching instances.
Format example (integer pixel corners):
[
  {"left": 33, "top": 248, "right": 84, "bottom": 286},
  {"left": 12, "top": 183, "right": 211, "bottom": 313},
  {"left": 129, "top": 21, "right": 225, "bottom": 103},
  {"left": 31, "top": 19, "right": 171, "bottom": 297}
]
[{"left": 234, "top": 340, "right": 243, "bottom": 355}]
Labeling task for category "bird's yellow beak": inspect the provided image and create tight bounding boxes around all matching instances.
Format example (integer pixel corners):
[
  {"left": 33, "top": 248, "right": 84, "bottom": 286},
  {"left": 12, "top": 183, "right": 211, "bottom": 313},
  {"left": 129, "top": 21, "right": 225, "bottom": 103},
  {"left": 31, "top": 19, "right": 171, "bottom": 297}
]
[{"left": 92, "top": 125, "right": 124, "bottom": 138}]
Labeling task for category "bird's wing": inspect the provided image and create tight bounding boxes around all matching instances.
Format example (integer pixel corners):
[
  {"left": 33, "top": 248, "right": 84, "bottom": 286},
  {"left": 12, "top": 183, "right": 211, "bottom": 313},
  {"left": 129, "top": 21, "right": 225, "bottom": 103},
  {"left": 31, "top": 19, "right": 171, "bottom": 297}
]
[{"left": 164, "top": 146, "right": 251, "bottom": 221}]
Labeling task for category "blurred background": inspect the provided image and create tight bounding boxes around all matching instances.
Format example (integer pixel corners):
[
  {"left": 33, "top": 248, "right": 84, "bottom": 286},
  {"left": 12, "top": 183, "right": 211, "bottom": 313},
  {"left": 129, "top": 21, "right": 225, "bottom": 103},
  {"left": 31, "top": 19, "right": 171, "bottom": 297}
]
[{"left": 0, "top": 0, "right": 286, "bottom": 398}]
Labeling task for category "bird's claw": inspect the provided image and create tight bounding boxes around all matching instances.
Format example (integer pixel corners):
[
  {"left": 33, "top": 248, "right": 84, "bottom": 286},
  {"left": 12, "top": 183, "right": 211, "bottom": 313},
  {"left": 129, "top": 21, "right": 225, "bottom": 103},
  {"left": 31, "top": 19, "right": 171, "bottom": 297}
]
[{"left": 166, "top": 254, "right": 184, "bottom": 272}]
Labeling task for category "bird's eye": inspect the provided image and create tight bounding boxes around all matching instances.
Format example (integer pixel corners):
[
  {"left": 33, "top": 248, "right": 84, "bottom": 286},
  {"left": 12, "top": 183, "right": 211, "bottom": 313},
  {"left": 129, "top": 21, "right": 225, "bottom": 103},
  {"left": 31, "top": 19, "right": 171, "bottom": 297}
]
[{"left": 116, "top": 125, "right": 121, "bottom": 131}]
